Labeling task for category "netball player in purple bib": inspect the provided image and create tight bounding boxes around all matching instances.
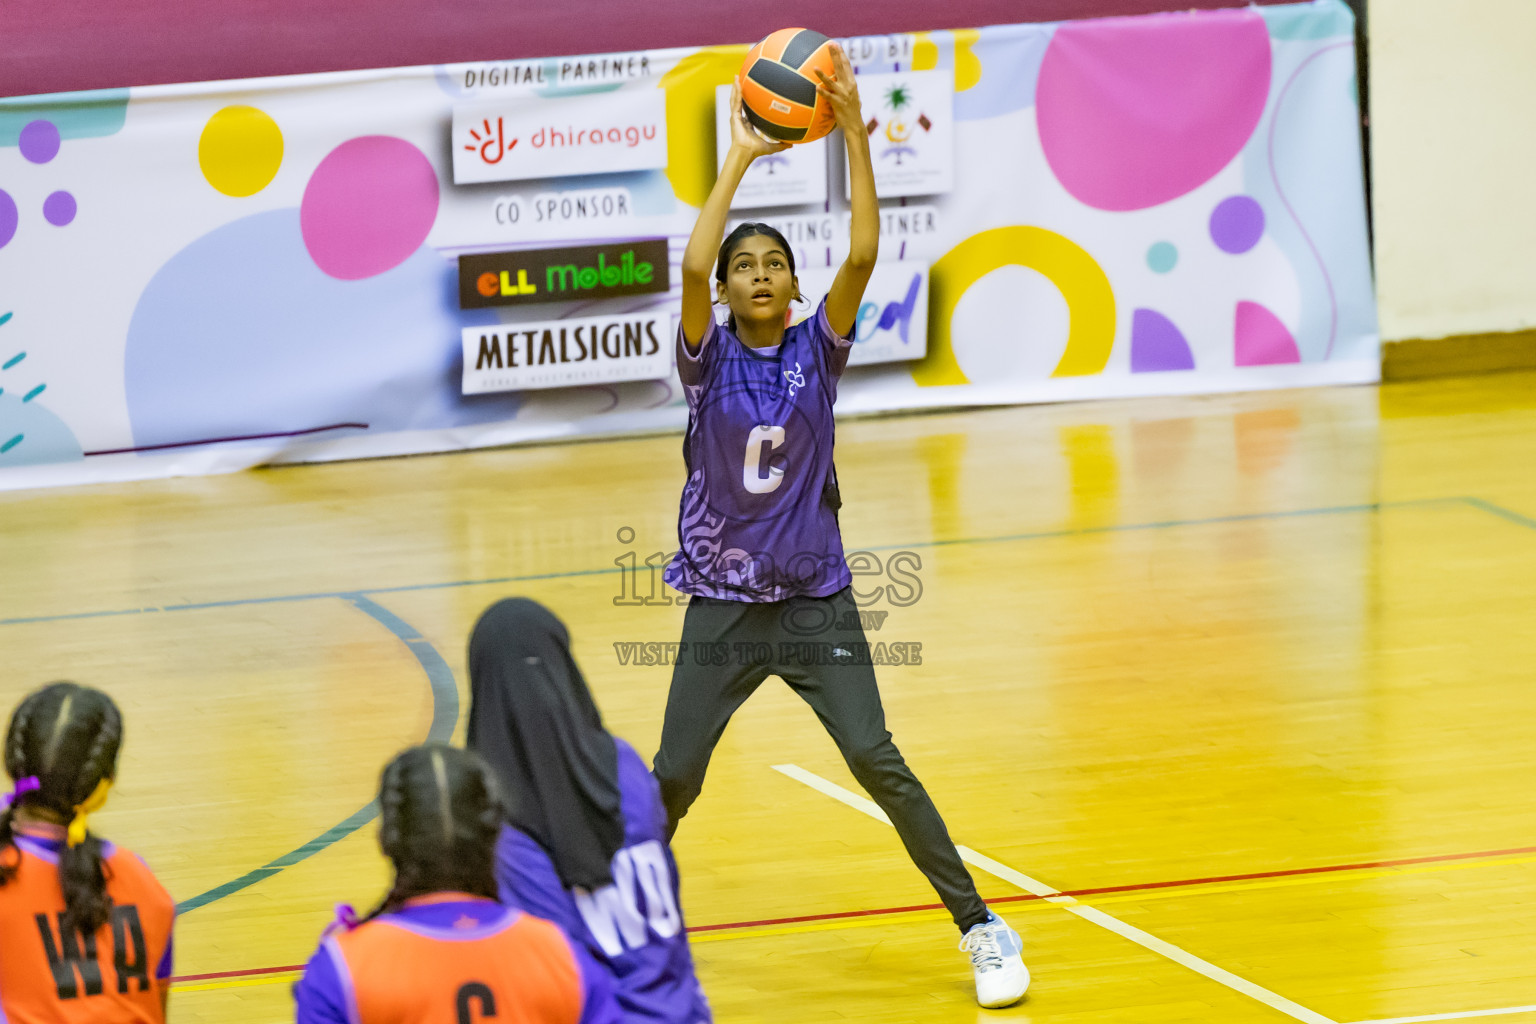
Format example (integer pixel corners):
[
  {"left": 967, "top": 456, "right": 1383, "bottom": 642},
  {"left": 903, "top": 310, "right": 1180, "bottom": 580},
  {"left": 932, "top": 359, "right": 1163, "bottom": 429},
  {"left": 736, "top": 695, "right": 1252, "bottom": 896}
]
[
  {"left": 467, "top": 598, "right": 712, "bottom": 1024},
  {"left": 652, "top": 47, "right": 1029, "bottom": 1008}
]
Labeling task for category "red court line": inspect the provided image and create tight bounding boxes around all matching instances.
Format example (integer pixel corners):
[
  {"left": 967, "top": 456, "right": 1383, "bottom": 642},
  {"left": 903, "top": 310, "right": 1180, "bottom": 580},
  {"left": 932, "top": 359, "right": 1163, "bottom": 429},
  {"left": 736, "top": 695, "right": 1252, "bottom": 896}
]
[
  {"left": 687, "top": 898, "right": 967, "bottom": 933},
  {"left": 175, "top": 964, "right": 306, "bottom": 982},
  {"left": 1060, "top": 843, "right": 1536, "bottom": 898},
  {"left": 170, "top": 842, "right": 1536, "bottom": 984}
]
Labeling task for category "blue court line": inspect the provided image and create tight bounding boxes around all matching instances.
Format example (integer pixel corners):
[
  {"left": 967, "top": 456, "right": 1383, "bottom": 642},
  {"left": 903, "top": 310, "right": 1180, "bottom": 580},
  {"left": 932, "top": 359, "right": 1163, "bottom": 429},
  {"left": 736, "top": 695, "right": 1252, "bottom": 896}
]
[
  {"left": 174, "top": 593, "right": 460, "bottom": 915},
  {"left": 3, "top": 497, "right": 1515, "bottom": 631},
  {"left": 1461, "top": 496, "right": 1536, "bottom": 533},
  {"left": 0, "top": 566, "right": 625, "bottom": 629}
]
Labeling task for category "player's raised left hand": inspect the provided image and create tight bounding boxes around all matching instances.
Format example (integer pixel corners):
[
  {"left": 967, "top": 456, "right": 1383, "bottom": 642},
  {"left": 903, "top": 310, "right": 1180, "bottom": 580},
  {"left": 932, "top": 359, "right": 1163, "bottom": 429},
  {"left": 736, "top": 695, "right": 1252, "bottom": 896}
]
[{"left": 814, "top": 45, "right": 864, "bottom": 138}]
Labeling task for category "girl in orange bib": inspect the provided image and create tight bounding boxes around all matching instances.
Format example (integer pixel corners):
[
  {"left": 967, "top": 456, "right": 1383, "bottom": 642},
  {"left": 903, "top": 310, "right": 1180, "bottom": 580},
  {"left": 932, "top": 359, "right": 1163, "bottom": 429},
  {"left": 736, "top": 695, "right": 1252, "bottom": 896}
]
[
  {"left": 0, "top": 682, "right": 176, "bottom": 1024},
  {"left": 293, "top": 744, "right": 620, "bottom": 1024}
]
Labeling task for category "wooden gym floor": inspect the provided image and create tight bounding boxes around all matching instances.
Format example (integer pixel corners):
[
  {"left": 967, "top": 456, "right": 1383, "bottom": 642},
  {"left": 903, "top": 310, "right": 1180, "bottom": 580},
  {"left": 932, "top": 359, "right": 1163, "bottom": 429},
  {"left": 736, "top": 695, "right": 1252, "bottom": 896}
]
[{"left": 3, "top": 371, "right": 1535, "bottom": 1024}]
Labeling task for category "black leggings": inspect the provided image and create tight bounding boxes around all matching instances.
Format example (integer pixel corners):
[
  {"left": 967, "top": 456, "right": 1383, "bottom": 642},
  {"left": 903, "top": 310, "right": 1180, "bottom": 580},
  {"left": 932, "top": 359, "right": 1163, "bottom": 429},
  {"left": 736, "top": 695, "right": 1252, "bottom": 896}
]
[{"left": 652, "top": 587, "right": 989, "bottom": 932}]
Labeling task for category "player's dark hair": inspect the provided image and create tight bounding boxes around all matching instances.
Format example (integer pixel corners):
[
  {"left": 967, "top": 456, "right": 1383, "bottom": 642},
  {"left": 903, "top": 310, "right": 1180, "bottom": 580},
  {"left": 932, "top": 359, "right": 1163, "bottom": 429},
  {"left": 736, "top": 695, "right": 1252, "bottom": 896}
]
[
  {"left": 715, "top": 222, "right": 801, "bottom": 333},
  {"left": 716, "top": 222, "right": 797, "bottom": 283},
  {"left": 0, "top": 682, "right": 123, "bottom": 934},
  {"left": 362, "top": 744, "right": 503, "bottom": 923}
]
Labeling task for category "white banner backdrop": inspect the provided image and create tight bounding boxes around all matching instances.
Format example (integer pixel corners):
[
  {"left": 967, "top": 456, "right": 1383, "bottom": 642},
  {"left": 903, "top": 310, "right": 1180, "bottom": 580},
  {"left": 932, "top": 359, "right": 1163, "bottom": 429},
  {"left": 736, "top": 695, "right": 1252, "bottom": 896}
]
[{"left": 0, "top": 0, "right": 1376, "bottom": 490}]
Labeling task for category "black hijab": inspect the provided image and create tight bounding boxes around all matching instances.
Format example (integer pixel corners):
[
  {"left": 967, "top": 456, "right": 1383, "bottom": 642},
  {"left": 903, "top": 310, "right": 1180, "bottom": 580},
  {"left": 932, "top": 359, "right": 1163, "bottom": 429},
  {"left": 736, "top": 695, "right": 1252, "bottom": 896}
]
[{"left": 466, "top": 598, "right": 624, "bottom": 891}]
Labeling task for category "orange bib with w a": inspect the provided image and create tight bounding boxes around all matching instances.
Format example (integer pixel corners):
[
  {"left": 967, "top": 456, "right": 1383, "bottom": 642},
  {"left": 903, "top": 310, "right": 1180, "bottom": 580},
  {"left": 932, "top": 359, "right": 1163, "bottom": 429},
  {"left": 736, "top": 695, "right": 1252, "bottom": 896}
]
[{"left": 0, "top": 835, "right": 174, "bottom": 1024}]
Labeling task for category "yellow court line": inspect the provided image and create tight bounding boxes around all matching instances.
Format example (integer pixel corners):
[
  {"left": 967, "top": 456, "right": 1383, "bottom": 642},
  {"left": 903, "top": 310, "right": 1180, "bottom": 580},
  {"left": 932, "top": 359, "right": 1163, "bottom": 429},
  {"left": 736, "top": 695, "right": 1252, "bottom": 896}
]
[{"left": 173, "top": 973, "right": 301, "bottom": 994}]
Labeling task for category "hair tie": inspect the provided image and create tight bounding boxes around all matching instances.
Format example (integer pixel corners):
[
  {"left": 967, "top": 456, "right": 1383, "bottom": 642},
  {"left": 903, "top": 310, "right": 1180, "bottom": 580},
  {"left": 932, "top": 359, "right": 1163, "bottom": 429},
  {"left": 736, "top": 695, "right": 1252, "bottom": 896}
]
[
  {"left": 3, "top": 776, "right": 41, "bottom": 809},
  {"left": 66, "top": 778, "right": 112, "bottom": 848},
  {"left": 323, "top": 903, "right": 360, "bottom": 937}
]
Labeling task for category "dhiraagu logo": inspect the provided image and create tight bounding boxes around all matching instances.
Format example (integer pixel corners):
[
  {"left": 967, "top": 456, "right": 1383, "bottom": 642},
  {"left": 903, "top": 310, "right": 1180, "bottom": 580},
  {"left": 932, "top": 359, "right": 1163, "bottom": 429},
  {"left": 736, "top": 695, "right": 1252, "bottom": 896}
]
[{"left": 459, "top": 238, "right": 670, "bottom": 309}]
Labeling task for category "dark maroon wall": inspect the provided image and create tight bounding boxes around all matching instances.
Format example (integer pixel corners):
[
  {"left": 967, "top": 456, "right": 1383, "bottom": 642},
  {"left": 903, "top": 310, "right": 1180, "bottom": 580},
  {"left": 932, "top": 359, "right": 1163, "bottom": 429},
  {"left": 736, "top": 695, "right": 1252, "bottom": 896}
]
[{"left": 1, "top": 0, "right": 1299, "bottom": 99}]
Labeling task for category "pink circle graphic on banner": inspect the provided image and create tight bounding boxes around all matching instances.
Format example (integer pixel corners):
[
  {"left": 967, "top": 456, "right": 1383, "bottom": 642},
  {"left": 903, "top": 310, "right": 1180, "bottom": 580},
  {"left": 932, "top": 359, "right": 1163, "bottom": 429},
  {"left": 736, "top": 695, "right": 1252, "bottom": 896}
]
[
  {"left": 1037, "top": 12, "right": 1271, "bottom": 211},
  {"left": 1234, "top": 300, "right": 1300, "bottom": 366},
  {"left": 301, "top": 136, "right": 439, "bottom": 280}
]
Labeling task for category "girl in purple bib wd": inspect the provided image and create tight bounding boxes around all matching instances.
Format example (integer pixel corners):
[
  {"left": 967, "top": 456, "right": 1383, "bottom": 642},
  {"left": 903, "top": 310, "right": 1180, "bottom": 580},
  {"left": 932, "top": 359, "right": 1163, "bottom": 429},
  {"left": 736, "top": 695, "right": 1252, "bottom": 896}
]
[
  {"left": 467, "top": 598, "right": 712, "bottom": 1024},
  {"left": 653, "top": 45, "right": 1029, "bottom": 1008}
]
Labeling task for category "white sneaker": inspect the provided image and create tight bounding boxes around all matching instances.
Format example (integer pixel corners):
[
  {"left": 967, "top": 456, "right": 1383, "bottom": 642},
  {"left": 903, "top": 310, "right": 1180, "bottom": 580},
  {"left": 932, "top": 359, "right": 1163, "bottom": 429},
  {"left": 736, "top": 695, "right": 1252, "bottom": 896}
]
[{"left": 959, "top": 911, "right": 1030, "bottom": 1008}]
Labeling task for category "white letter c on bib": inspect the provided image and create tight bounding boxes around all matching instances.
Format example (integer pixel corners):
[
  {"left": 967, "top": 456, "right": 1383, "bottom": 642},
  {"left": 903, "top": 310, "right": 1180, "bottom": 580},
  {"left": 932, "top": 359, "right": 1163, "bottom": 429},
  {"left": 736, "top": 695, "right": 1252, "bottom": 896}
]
[{"left": 743, "top": 425, "right": 786, "bottom": 494}]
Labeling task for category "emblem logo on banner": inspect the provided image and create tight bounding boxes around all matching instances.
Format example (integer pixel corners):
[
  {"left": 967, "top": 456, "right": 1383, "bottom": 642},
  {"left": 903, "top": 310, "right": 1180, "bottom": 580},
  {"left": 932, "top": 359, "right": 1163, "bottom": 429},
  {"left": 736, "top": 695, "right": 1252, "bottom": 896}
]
[
  {"left": 452, "top": 90, "right": 669, "bottom": 184},
  {"left": 463, "top": 313, "right": 673, "bottom": 393},
  {"left": 458, "top": 239, "right": 670, "bottom": 309},
  {"left": 849, "top": 70, "right": 954, "bottom": 199}
]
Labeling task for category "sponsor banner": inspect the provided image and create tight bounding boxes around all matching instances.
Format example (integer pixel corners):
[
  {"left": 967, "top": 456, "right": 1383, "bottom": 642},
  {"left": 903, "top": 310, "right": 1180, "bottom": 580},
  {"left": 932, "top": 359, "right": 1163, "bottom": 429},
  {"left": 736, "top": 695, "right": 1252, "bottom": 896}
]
[
  {"left": 490, "top": 188, "right": 638, "bottom": 232},
  {"left": 833, "top": 34, "right": 917, "bottom": 65},
  {"left": 458, "top": 53, "right": 658, "bottom": 92},
  {"left": 459, "top": 239, "right": 670, "bottom": 309},
  {"left": 715, "top": 84, "right": 828, "bottom": 209},
  {"left": 793, "top": 261, "right": 929, "bottom": 366},
  {"left": 452, "top": 90, "right": 668, "bottom": 184},
  {"left": 0, "top": 9, "right": 1379, "bottom": 491},
  {"left": 727, "top": 204, "right": 943, "bottom": 266},
  {"left": 851, "top": 69, "right": 954, "bottom": 199},
  {"left": 432, "top": 185, "right": 648, "bottom": 252},
  {"left": 462, "top": 313, "right": 672, "bottom": 393}
]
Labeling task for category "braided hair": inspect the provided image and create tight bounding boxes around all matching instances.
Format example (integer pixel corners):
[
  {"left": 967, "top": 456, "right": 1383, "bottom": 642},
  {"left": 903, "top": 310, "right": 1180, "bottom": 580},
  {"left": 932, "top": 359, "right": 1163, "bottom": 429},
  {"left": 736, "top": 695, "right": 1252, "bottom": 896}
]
[
  {"left": 362, "top": 744, "right": 504, "bottom": 923},
  {"left": 1, "top": 682, "right": 124, "bottom": 934}
]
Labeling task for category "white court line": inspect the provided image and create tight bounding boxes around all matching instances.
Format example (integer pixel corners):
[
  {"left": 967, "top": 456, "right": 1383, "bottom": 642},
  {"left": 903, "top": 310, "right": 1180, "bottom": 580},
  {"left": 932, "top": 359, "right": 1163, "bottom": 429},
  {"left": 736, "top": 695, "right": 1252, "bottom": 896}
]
[
  {"left": 1349, "top": 1007, "right": 1536, "bottom": 1024},
  {"left": 772, "top": 763, "right": 1339, "bottom": 1024},
  {"left": 771, "top": 764, "right": 1072, "bottom": 901}
]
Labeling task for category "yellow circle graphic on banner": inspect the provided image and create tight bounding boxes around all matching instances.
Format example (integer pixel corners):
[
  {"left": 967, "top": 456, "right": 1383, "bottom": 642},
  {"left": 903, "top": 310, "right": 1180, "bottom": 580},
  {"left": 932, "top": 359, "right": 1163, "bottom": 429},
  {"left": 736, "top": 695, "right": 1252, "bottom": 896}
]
[
  {"left": 915, "top": 226, "right": 1116, "bottom": 386},
  {"left": 199, "top": 106, "right": 284, "bottom": 197},
  {"left": 911, "top": 30, "right": 982, "bottom": 91},
  {"left": 660, "top": 46, "right": 750, "bottom": 209}
]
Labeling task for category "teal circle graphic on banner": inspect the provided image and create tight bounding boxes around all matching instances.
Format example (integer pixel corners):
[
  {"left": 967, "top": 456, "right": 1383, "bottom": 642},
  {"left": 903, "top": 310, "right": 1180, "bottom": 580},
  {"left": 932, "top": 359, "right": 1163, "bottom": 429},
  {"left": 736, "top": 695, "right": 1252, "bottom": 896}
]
[{"left": 1146, "top": 241, "right": 1178, "bottom": 274}]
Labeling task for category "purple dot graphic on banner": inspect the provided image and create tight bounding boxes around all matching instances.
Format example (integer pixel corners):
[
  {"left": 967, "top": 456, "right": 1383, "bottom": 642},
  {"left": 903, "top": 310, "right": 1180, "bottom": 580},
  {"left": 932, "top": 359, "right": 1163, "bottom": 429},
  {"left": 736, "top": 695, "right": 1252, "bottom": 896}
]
[
  {"left": 43, "top": 191, "right": 77, "bottom": 227},
  {"left": 301, "top": 136, "right": 439, "bottom": 281},
  {"left": 19, "top": 120, "right": 61, "bottom": 164},
  {"left": 0, "top": 190, "right": 17, "bottom": 249},
  {"left": 1210, "top": 195, "right": 1265, "bottom": 254},
  {"left": 1131, "top": 308, "right": 1195, "bottom": 372}
]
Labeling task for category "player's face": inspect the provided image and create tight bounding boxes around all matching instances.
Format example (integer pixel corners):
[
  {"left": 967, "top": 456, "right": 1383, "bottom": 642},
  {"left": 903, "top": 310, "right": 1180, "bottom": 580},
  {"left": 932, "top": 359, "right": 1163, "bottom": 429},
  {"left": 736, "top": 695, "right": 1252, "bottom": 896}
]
[{"left": 719, "top": 235, "right": 797, "bottom": 326}]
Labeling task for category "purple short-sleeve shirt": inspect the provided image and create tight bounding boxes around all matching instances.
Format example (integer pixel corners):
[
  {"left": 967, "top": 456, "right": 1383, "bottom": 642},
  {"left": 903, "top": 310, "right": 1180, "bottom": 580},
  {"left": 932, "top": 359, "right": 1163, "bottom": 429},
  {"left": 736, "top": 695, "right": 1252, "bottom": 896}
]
[{"left": 664, "top": 301, "right": 854, "bottom": 603}]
